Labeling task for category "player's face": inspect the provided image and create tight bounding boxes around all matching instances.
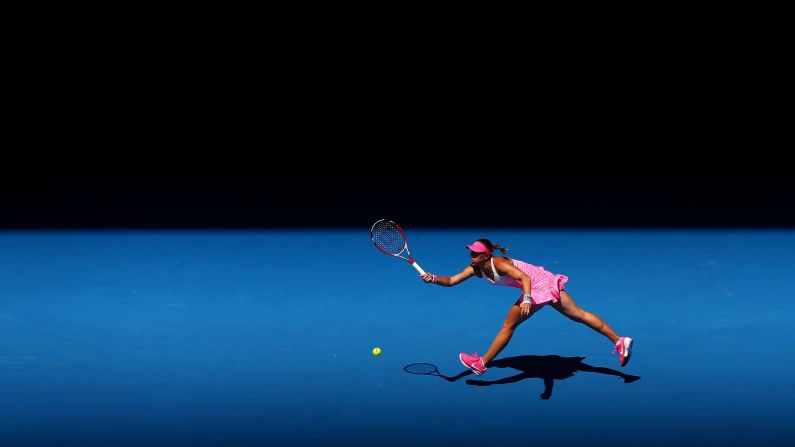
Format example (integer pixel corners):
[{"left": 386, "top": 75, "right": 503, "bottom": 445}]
[{"left": 470, "top": 251, "right": 488, "bottom": 265}]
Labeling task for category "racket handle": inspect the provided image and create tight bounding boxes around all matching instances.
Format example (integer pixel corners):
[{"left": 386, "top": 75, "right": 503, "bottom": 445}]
[{"left": 411, "top": 261, "right": 426, "bottom": 276}]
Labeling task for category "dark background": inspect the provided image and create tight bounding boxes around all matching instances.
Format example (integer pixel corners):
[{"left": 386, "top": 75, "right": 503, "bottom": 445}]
[{"left": 1, "top": 175, "right": 793, "bottom": 228}]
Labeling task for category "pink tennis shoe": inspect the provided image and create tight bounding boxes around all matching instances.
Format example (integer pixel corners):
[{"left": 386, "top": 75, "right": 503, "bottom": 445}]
[
  {"left": 459, "top": 352, "right": 488, "bottom": 375},
  {"left": 613, "top": 337, "right": 634, "bottom": 367}
]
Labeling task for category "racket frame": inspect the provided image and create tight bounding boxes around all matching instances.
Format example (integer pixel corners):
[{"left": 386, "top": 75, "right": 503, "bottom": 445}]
[{"left": 370, "top": 219, "right": 426, "bottom": 275}]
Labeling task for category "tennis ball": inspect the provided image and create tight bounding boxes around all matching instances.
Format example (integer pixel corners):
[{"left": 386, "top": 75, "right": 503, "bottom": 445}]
[{"left": 372, "top": 347, "right": 382, "bottom": 356}]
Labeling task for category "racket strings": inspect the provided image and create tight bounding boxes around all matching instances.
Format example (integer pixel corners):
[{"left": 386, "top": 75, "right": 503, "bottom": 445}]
[{"left": 371, "top": 221, "right": 406, "bottom": 255}]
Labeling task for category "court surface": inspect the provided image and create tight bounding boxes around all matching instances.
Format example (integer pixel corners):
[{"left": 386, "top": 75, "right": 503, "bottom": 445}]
[{"left": 1, "top": 230, "right": 793, "bottom": 446}]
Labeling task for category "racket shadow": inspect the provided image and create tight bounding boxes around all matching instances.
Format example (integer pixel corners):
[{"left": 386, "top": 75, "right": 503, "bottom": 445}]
[
  {"left": 465, "top": 354, "right": 641, "bottom": 400},
  {"left": 403, "top": 363, "right": 474, "bottom": 382}
]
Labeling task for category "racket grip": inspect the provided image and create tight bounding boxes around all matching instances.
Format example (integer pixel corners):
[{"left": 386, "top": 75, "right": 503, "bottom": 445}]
[{"left": 411, "top": 261, "right": 427, "bottom": 276}]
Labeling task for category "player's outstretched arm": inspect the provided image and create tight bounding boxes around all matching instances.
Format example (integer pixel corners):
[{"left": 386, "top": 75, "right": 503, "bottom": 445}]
[{"left": 421, "top": 265, "right": 476, "bottom": 287}]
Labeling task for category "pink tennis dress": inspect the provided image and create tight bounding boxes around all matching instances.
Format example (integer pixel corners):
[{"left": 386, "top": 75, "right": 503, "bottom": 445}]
[{"left": 479, "top": 257, "right": 569, "bottom": 305}]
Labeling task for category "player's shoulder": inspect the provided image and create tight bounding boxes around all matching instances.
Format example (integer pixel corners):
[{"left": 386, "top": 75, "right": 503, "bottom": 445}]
[{"left": 492, "top": 256, "right": 516, "bottom": 272}]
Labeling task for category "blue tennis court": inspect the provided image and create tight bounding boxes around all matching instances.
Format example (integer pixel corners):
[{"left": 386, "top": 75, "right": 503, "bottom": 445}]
[{"left": 1, "top": 229, "right": 793, "bottom": 446}]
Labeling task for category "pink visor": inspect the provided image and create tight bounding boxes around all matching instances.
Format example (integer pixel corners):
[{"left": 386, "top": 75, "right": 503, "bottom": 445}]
[{"left": 466, "top": 241, "right": 492, "bottom": 254}]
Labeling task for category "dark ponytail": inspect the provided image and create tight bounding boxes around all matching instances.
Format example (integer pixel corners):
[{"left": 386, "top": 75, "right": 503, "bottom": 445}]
[{"left": 478, "top": 238, "right": 509, "bottom": 254}]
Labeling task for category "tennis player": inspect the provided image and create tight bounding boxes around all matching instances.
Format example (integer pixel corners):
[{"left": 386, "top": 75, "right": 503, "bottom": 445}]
[{"left": 422, "top": 239, "right": 634, "bottom": 376}]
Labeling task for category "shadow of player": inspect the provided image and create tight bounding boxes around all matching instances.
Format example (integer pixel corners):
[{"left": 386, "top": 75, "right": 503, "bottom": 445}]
[{"left": 465, "top": 354, "right": 640, "bottom": 399}]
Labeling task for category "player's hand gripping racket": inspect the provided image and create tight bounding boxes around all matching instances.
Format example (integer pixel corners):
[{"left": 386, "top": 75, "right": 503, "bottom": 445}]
[{"left": 370, "top": 219, "right": 426, "bottom": 275}]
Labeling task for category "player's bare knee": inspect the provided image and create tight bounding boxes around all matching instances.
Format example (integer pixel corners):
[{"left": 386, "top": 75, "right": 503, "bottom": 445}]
[{"left": 501, "top": 321, "right": 518, "bottom": 332}]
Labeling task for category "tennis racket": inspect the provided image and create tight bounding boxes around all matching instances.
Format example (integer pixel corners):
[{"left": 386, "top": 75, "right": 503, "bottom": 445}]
[{"left": 370, "top": 219, "right": 426, "bottom": 275}]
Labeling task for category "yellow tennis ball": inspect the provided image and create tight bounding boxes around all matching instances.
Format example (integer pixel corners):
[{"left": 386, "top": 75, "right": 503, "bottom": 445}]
[{"left": 372, "top": 347, "right": 382, "bottom": 356}]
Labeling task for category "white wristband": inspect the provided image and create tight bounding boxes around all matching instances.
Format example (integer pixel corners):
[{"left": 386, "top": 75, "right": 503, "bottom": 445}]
[{"left": 522, "top": 293, "right": 532, "bottom": 305}]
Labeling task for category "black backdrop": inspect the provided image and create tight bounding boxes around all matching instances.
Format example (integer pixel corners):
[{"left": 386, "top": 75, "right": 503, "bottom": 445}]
[{"left": 1, "top": 175, "right": 792, "bottom": 228}]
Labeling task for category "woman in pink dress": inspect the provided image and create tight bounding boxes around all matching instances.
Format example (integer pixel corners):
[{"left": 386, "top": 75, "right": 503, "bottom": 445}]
[{"left": 422, "top": 239, "right": 633, "bottom": 376}]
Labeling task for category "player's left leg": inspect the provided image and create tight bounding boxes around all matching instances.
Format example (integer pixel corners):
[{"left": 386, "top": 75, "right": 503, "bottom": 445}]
[
  {"left": 551, "top": 290, "right": 633, "bottom": 366},
  {"left": 550, "top": 290, "right": 619, "bottom": 343}
]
